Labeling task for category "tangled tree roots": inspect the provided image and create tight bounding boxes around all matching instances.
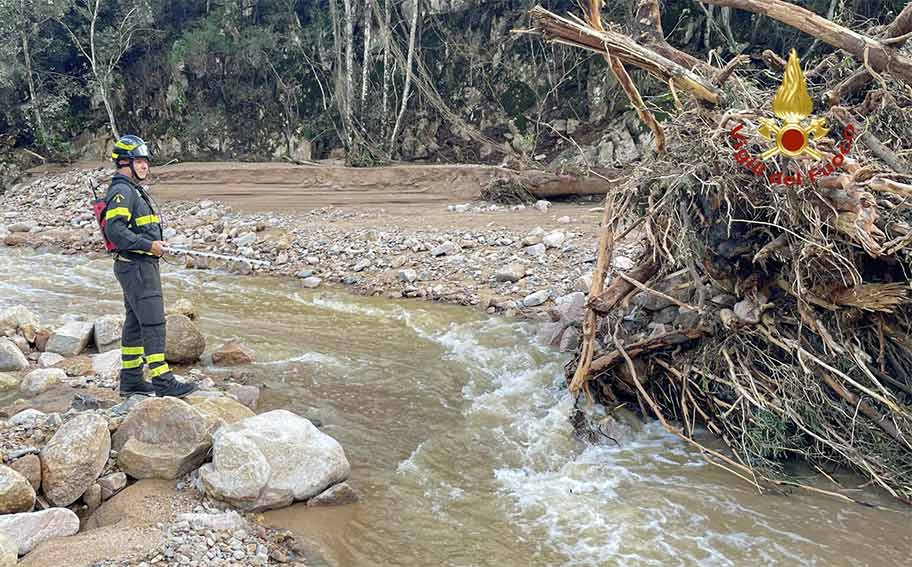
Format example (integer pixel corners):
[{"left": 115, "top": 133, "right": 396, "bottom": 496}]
[
  {"left": 480, "top": 176, "right": 538, "bottom": 205},
  {"left": 565, "top": 56, "right": 912, "bottom": 505}
]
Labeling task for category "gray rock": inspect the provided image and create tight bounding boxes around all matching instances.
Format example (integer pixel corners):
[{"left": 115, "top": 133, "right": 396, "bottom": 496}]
[
  {"left": 83, "top": 483, "right": 102, "bottom": 511},
  {"left": 521, "top": 235, "right": 542, "bottom": 247},
  {"left": 0, "top": 372, "right": 20, "bottom": 390},
  {"left": 0, "top": 465, "right": 35, "bottom": 514},
  {"left": 574, "top": 273, "right": 594, "bottom": 293},
  {"left": 45, "top": 320, "right": 94, "bottom": 356},
  {"left": 93, "top": 315, "right": 122, "bottom": 353},
  {"left": 542, "top": 231, "right": 566, "bottom": 248},
  {"left": 176, "top": 511, "right": 247, "bottom": 532},
  {"left": 533, "top": 200, "right": 551, "bottom": 212},
  {"left": 8, "top": 409, "right": 46, "bottom": 428},
  {"left": 537, "top": 321, "right": 564, "bottom": 348},
  {"left": 165, "top": 314, "right": 206, "bottom": 364},
  {"left": 295, "top": 269, "right": 314, "bottom": 279},
  {"left": 8, "top": 454, "right": 41, "bottom": 491},
  {"left": 0, "top": 531, "right": 16, "bottom": 566},
  {"left": 554, "top": 292, "right": 586, "bottom": 326},
  {"left": 430, "top": 241, "right": 459, "bottom": 257},
  {"left": 523, "top": 290, "right": 551, "bottom": 307},
  {"left": 300, "top": 277, "right": 322, "bottom": 289},
  {"left": 97, "top": 472, "right": 127, "bottom": 500},
  {"left": 495, "top": 263, "right": 525, "bottom": 283},
  {"left": 524, "top": 243, "right": 546, "bottom": 257},
  {"left": 234, "top": 232, "right": 256, "bottom": 247},
  {"left": 352, "top": 259, "right": 371, "bottom": 272},
  {"left": 20, "top": 368, "right": 65, "bottom": 396},
  {"left": 307, "top": 482, "right": 359, "bottom": 507},
  {"left": 91, "top": 349, "right": 122, "bottom": 380},
  {"left": 398, "top": 269, "right": 418, "bottom": 283},
  {"left": 37, "top": 352, "right": 64, "bottom": 368},
  {"left": 0, "top": 508, "right": 80, "bottom": 555},
  {"left": 200, "top": 410, "right": 350, "bottom": 512},
  {"left": 40, "top": 413, "right": 111, "bottom": 507},
  {"left": 0, "top": 305, "right": 39, "bottom": 342},
  {"left": 0, "top": 338, "right": 28, "bottom": 372},
  {"left": 559, "top": 327, "right": 581, "bottom": 352},
  {"left": 225, "top": 384, "right": 260, "bottom": 410}
]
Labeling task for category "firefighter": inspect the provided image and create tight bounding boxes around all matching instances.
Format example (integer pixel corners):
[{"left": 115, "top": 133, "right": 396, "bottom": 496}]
[{"left": 104, "top": 134, "right": 196, "bottom": 398}]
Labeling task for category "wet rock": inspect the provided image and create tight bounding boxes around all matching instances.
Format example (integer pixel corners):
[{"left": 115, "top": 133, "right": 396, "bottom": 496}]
[
  {"left": 113, "top": 397, "right": 211, "bottom": 480},
  {"left": 300, "top": 276, "right": 322, "bottom": 289},
  {"left": 224, "top": 384, "right": 259, "bottom": 410},
  {"left": 0, "top": 305, "right": 39, "bottom": 343},
  {"left": 495, "top": 263, "right": 525, "bottom": 283},
  {"left": 45, "top": 320, "right": 94, "bottom": 356},
  {"left": 200, "top": 409, "right": 350, "bottom": 512},
  {"left": 96, "top": 471, "right": 127, "bottom": 500},
  {"left": 93, "top": 315, "right": 122, "bottom": 353},
  {"left": 0, "top": 532, "right": 16, "bottom": 566},
  {"left": 0, "top": 464, "right": 35, "bottom": 514},
  {"left": 211, "top": 342, "right": 255, "bottom": 367},
  {"left": 9, "top": 454, "right": 41, "bottom": 492},
  {"left": 37, "top": 352, "right": 63, "bottom": 368},
  {"left": 559, "top": 327, "right": 581, "bottom": 352},
  {"left": 165, "top": 314, "right": 206, "bottom": 364},
  {"left": 522, "top": 289, "right": 551, "bottom": 307},
  {"left": 537, "top": 321, "right": 564, "bottom": 348},
  {"left": 307, "top": 481, "right": 359, "bottom": 507},
  {"left": 20, "top": 368, "right": 65, "bottom": 396},
  {"left": 40, "top": 413, "right": 111, "bottom": 507},
  {"left": 0, "top": 338, "right": 29, "bottom": 372},
  {"left": 0, "top": 507, "right": 80, "bottom": 555}
]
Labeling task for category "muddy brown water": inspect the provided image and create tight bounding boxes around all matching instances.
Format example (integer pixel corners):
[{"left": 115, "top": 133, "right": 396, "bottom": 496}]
[{"left": 1, "top": 247, "right": 909, "bottom": 566}]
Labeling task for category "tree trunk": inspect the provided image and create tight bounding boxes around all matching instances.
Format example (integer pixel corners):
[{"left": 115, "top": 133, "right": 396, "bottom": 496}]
[
  {"left": 380, "top": 0, "right": 391, "bottom": 138},
  {"left": 700, "top": 0, "right": 912, "bottom": 86},
  {"left": 328, "top": 0, "right": 350, "bottom": 146},
  {"left": 342, "top": 0, "right": 356, "bottom": 138},
  {"left": 390, "top": 0, "right": 420, "bottom": 150},
  {"left": 19, "top": 27, "right": 46, "bottom": 148},
  {"left": 361, "top": 0, "right": 372, "bottom": 107}
]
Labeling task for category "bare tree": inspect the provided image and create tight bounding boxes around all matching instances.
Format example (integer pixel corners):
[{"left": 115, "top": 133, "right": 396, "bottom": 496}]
[
  {"left": 361, "top": 0, "right": 372, "bottom": 106},
  {"left": 380, "top": 0, "right": 392, "bottom": 137},
  {"left": 58, "top": 0, "right": 151, "bottom": 139},
  {"left": 390, "top": 0, "right": 420, "bottom": 151}
]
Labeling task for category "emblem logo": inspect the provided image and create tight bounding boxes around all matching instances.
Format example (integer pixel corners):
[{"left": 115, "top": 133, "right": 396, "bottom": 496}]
[{"left": 113, "top": 194, "right": 125, "bottom": 204}]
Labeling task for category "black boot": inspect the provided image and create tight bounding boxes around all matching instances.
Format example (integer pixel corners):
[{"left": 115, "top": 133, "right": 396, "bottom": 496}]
[
  {"left": 119, "top": 376, "right": 156, "bottom": 397},
  {"left": 152, "top": 376, "right": 198, "bottom": 398}
]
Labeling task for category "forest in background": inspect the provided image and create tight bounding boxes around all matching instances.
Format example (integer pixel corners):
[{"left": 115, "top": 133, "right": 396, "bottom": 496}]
[{"left": 0, "top": 0, "right": 907, "bottom": 169}]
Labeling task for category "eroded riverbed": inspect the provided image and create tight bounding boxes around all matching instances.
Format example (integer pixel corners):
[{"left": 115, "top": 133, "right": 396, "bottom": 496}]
[{"left": 1, "top": 247, "right": 909, "bottom": 566}]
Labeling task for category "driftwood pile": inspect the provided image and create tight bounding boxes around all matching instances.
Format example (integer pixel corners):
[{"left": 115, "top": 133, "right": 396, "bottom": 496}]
[{"left": 526, "top": 1, "right": 912, "bottom": 505}]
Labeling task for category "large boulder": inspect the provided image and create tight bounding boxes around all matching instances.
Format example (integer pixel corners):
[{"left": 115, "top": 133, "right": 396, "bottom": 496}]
[
  {"left": 40, "top": 413, "right": 111, "bottom": 507},
  {"left": 93, "top": 315, "right": 122, "bottom": 353},
  {"left": 45, "top": 320, "right": 94, "bottom": 357},
  {"left": 9, "top": 454, "right": 41, "bottom": 491},
  {"left": 199, "top": 410, "right": 350, "bottom": 512},
  {"left": 165, "top": 314, "right": 205, "bottom": 364},
  {"left": 19, "top": 368, "right": 65, "bottom": 396},
  {"left": 0, "top": 465, "right": 35, "bottom": 514},
  {"left": 113, "top": 397, "right": 211, "bottom": 479},
  {"left": 0, "top": 305, "right": 39, "bottom": 343},
  {"left": 189, "top": 396, "right": 255, "bottom": 431},
  {"left": 0, "top": 508, "right": 80, "bottom": 556},
  {"left": 0, "top": 531, "right": 15, "bottom": 566},
  {"left": 0, "top": 372, "right": 20, "bottom": 390},
  {"left": 0, "top": 338, "right": 28, "bottom": 372}
]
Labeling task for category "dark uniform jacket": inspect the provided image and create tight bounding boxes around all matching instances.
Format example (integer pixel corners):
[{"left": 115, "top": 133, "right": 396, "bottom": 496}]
[{"left": 103, "top": 173, "right": 162, "bottom": 261}]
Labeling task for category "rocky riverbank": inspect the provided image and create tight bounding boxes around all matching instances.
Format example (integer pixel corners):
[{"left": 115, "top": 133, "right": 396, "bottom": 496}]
[
  {"left": 0, "top": 165, "right": 643, "bottom": 354},
  {"left": 0, "top": 301, "right": 353, "bottom": 565}
]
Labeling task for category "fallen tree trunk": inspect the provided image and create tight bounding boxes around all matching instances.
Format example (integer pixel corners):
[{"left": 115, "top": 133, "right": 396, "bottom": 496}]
[
  {"left": 526, "top": 6, "right": 723, "bottom": 104},
  {"left": 700, "top": 0, "right": 912, "bottom": 86},
  {"left": 826, "top": 3, "right": 912, "bottom": 105}
]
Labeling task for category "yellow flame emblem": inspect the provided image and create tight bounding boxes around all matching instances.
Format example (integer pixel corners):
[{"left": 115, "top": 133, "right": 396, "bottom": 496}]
[{"left": 758, "top": 49, "right": 828, "bottom": 161}]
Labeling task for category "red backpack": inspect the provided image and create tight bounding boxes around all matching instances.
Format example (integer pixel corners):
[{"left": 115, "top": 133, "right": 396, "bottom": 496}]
[{"left": 90, "top": 182, "right": 117, "bottom": 252}]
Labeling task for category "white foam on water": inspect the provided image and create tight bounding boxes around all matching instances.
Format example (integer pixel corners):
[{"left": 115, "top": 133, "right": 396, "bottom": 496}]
[{"left": 257, "top": 351, "right": 347, "bottom": 368}]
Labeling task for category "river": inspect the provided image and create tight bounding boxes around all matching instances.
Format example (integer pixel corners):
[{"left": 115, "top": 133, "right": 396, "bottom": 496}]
[{"left": 1, "top": 247, "right": 909, "bottom": 566}]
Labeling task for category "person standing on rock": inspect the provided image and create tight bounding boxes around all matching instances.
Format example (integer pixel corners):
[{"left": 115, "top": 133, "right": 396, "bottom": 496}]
[{"left": 103, "top": 134, "right": 196, "bottom": 398}]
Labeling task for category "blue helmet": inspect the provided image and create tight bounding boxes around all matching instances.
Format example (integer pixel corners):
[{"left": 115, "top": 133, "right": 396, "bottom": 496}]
[{"left": 112, "top": 135, "right": 153, "bottom": 165}]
